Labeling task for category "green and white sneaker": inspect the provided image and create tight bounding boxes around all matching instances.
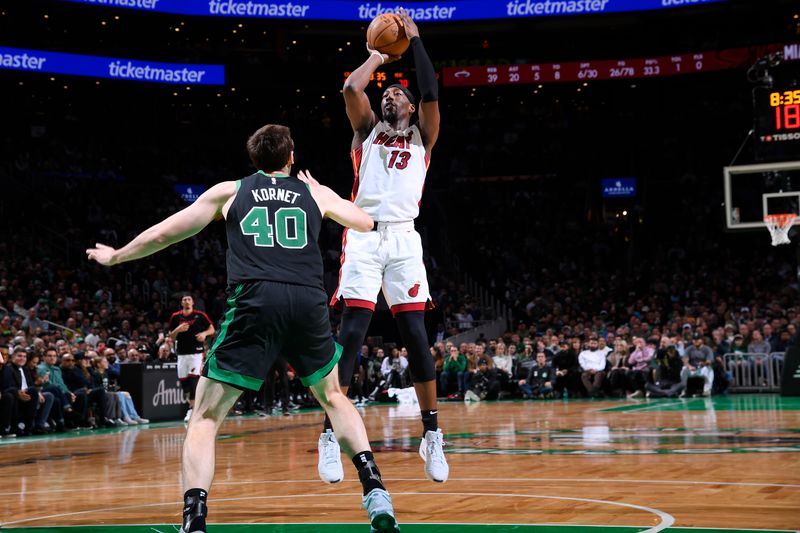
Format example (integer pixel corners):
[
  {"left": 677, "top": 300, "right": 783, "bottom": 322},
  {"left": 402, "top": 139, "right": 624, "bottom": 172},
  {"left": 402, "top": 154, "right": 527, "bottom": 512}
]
[{"left": 363, "top": 488, "right": 400, "bottom": 533}]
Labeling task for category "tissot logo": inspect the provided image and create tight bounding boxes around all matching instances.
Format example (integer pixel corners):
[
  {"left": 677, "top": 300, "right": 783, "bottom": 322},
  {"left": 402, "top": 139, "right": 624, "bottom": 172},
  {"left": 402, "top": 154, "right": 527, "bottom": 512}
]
[{"left": 152, "top": 379, "right": 186, "bottom": 407}]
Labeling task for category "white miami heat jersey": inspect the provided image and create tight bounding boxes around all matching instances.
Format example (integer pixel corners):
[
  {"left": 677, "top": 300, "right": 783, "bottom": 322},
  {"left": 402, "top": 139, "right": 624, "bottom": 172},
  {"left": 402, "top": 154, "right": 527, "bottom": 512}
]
[{"left": 350, "top": 121, "right": 430, "bottom": 222}]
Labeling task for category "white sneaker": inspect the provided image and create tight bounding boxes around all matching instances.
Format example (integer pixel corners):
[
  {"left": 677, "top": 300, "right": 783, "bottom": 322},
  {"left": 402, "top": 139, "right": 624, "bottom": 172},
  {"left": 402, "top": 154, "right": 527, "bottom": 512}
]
[
  {"left": 419, "top": 429, "right": 449, "bottom": 483},
  {"left": 115, "top": 418, "right": 128, "bottom": 426},
  {"left": 464, "top": 390, "right": 481, "bottom": 402},
  {"left": 317, "top": 430, "right": 344, "bottom": 483},
  {"left": 135, "top": 417, "right": 150, "bottom": 424},
  {"left": 184, "top": 408, "right": 193, "bottom": 423},
  {"left": 627, "top": 390, "right": 643, "bottom": 399},
  {"left": 123, "top": 417, "right": 138, "bottom": 425}
]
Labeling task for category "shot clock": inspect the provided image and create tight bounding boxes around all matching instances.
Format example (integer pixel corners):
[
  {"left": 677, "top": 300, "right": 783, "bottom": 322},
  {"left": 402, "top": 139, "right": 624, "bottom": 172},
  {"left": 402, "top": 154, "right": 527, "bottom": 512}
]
[
  {"left": 768, "top": 88, "right": 800, "bottom": 132},
  {"left": 754, "top": 85, "right": 800, "bottom": 161}
]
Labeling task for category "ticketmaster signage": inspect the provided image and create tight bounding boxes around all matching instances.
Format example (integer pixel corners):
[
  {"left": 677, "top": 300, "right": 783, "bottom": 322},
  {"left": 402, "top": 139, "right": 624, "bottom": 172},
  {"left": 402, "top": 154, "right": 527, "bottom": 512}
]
[
  {"left": 59, "top": 0, "right": 726, "bottom": 20},
  {"left": 0, "top": 46, "right": 225, "bottom": 85}
]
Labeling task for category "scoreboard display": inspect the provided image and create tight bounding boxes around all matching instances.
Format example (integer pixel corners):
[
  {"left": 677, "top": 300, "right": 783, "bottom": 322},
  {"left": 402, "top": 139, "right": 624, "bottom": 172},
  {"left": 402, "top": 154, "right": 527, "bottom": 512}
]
[
  {"left": 442, "top": 43, "right": 789, "bottom": 87},
  {"left": 755, "top": 87, "right": 800, "bottom": 141},
  {"left": 754, "top": 85, "right": 800, "bottom": 161}
]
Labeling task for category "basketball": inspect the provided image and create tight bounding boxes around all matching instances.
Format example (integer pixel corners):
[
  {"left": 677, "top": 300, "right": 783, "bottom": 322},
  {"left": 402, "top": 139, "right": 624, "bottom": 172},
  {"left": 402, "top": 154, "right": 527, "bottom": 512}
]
[{"left": 367, "top": 13, "right": 409, "bottom": 56}]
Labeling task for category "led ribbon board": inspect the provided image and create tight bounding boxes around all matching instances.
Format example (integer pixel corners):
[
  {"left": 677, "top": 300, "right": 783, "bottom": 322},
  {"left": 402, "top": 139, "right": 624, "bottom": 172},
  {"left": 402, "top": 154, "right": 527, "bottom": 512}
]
[
  {"left": 58, "top": 0, "right": 726, "bottom": 21},
  {"left": 0, "top": 46, "right": 225, "bottom": 85},
  {"left": 443, "top": 43, "right": 797, "bottom": 86}
]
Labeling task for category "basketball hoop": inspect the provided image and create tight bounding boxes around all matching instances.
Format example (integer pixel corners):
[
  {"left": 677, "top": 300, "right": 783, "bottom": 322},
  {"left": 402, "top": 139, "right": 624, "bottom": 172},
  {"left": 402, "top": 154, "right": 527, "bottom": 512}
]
[{"left": 764, "top": 213, "right": 797, "bottom": 246}]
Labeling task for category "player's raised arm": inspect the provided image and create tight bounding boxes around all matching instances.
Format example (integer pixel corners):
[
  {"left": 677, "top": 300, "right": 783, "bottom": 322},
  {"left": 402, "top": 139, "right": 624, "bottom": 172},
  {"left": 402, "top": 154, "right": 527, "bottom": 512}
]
[
  {"left": 398, "top": 10, "right": 440, "bottom": 152},
  {"left": 343, "top": 45, "right": 398, "bottom": 138},
  {"left": 298, "top": 170, "right": 374, "bottom": 232},
  {"left": 86, "top": 181, "right": 236, "bottom": 266}
]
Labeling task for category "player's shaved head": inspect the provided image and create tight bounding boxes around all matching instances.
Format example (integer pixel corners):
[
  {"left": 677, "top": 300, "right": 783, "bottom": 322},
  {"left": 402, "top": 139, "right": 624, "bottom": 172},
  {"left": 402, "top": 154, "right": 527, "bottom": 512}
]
[{"left": 247, "top": 124, "right": 294, "bottom": 172}]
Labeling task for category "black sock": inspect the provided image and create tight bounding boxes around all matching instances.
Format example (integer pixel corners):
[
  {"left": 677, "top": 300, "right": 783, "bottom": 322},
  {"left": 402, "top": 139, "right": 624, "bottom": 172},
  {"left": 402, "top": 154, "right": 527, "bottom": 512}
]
[
  {"left": 183, "top": 489, "right": 208, "bottom": 533},
  {"left": 323, "top": 414, "right": 333, "bottom": 432},
  {"left": 421, "top": 409, "right": 438, "bottom": 435},
  {"left": 352, "top": 451, "right": 385, "bottom": 496}
]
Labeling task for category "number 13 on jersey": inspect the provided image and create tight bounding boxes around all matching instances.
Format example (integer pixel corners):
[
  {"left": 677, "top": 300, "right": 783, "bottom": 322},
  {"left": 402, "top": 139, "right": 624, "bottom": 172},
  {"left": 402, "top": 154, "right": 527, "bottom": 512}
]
[{"left": 388, "top": 150, "right": 411, "bottom": 169}]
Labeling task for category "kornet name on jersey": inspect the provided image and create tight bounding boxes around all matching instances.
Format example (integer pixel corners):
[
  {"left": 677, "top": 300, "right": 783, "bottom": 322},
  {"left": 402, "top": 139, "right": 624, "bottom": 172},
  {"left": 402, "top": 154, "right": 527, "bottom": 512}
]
[
  {"left": 224, "top": 171, "right": 324, "bottom": 290},
  {"left": 351, "top": 122, "right": 430, "bottom": 222}
]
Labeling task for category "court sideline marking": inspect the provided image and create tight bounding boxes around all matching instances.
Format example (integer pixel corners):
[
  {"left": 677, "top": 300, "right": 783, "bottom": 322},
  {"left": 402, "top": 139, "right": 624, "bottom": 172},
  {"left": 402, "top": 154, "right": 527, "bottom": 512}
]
[
  {"left": 0, "top": 476, "right": 797, "bottom": 497},
  {"left": 1, "top": 490, "right": 675, "bottom": 532}
]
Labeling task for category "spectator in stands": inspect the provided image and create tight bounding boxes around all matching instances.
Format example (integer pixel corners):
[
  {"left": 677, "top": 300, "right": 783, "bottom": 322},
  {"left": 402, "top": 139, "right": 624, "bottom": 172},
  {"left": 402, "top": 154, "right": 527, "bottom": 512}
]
[
  {"left": 156, "top": 342, "right": 176, "bottom": 362},
  {"left": 21, "top": 308, "right": 44, "bottom": 335},
  {"left": 710, "top": 328, "right": 730, "bottom": 357},
  {"left": 26, "top": 352, "right": 56, "bottom": 432},
  {"left": 493, "top": 342, "right": 514, "bottom": 394},
  {"left": 1, "top": 347, "right": 43, "bottom": 435},
  {"left": 516, "top": 344, "right": 537, "bottom": 379},
  {"left": 92, "top": 353, "right": 148, "bottom": 424},
  {"left": 473, "top": 343, "right": 493, "bottom": 369},
  {"left": 440, "top": 345, "right": 467, "bottom": 398},
  {"left": 38, "top": 348, "right": 74, "bottom": 426},
  {"left": 579, "top": 337, "right": 607, "bottom": 398},
  {"left": 681, "top": 333, "right": 714, "bottom": 396},
  {"left": 762, "top": 324, "right": 776, "bottom": 351},
  {"left": 518, "top": 351, "right": 553, "bottom": 399},
  {"left": 626, "top": 337, "right": 654, "bottom": 399},
  {"left": 63, "top": 352, "right": 110, "bottom": 427},
  {"left": 731, "top": 334, "right": 747, "bottom": 354},
  {"left": 536, "top": 339, "right": 553, "bottom": 361},
  {"left": 507, "top": 343, "right": 518, "bottom": 360},
  {"left": 646, "top": 336, "right": 684, "bottom": 398},
  {"left": 546, "top": 335, "right": 560, "bottom": 356},
  {"left": 553, "top": 338, "right": 581, "bottom": 398},
  {"left": 362, "top": 347, "right": 384, "bottom": 399},
  {"left": 379, "top": 347, "right": 409, "bottom": 391},
  {"left": 465, "top": 358, "right": 500, "bottom": 402},
  {"left": 0, "top": 344, "right": 16, "bottom": 437},
  {"left": 597, "top": 336, "right": 612, "bottom": 357},
  {"left": 771, "top": 329, "right": 791, "bottom": 353},
  {"left": 605, "top": 339, "right": 630, "bottom": 397},
  {"left": 430, "top": 345, "right": 444, "bottom": 376},
  {"left": 748, "top": 330, "right": 771, "bottom": 355}
]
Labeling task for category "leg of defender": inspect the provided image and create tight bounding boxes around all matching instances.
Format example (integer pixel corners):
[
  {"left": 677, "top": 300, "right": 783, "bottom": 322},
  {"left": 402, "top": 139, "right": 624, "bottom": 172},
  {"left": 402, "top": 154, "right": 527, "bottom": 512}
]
[
  {"left": 181, "top": 376, "right": 242, "bottom": 533},
  {"left": 319, "top": 306, "right": 373, "bottom": 483}
]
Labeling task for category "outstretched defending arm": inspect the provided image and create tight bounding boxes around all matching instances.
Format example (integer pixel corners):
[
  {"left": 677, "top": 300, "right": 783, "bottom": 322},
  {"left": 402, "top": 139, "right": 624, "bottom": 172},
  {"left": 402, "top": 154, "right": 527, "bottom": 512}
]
[
  {"left": 86, "top": 181, "right": 237, "bottom": 266},
  {"left": 399, "top": 10, "right": 440, "bottom": 152},
  {"left": 297, "top": 170, "right": 373, "bottom": 232}
]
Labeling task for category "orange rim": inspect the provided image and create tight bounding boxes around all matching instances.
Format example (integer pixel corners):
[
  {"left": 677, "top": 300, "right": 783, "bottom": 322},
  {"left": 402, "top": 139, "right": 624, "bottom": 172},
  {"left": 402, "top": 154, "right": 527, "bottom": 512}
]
[{"left": 764, "top": 213, "right": 796, "bottom": 228}]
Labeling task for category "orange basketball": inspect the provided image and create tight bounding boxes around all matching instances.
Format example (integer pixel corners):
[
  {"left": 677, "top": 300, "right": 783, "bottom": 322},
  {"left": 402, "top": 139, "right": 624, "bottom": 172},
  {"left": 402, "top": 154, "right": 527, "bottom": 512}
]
[{"left": 366, "top": 13, "right": 409, "bottom": 57}]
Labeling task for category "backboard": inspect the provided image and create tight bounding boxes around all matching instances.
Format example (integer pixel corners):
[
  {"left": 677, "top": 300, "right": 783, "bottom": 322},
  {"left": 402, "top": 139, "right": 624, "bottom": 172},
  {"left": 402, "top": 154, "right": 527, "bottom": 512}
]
[{"left": 723, "top": 160, "right": 800, "bottom": 231}]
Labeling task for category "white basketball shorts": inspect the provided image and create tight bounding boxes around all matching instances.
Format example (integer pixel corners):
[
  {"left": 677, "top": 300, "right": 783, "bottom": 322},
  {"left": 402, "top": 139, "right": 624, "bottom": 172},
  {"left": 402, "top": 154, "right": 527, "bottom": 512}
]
[
  {"left": 331, "top": 221, "right": 433, "bottom": 315},
  {"left": 177, "top": 353, "right": 203, "bottom": 380}
]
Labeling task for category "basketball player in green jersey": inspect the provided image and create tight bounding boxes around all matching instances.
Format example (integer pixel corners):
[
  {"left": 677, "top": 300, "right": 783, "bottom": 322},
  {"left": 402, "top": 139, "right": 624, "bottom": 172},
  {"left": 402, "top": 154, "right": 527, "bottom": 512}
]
[{"left": 87, "top": 125, "right": 400, "bottom": 533}]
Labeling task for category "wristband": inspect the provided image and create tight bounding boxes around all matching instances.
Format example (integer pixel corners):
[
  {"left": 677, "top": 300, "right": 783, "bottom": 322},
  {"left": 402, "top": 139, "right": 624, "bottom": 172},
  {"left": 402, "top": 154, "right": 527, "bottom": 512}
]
[{"left": 370, "top": 51, "right": 385, "bottom": 65}]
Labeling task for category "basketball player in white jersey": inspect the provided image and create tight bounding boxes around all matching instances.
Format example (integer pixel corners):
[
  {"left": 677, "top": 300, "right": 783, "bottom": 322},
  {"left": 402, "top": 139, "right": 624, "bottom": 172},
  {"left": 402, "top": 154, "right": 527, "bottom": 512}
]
[{"left": 318, "top": 10, "right": 449, "bottom": 484}]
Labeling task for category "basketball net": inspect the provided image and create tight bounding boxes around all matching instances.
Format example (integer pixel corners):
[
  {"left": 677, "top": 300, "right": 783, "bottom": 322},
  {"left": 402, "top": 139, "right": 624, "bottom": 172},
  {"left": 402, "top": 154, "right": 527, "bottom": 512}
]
[{"left": 764, "top": 213, "right": 797, "bottom": 246}]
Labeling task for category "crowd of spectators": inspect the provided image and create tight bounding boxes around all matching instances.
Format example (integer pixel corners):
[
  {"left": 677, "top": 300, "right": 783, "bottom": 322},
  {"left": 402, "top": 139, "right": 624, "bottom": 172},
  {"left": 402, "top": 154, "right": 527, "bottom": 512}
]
[
  {"left": 339, "top": 312, "right": 797, "bottom": 406},
  {"left": 1, "top": 338, "right": 150, "bottom": 437}
]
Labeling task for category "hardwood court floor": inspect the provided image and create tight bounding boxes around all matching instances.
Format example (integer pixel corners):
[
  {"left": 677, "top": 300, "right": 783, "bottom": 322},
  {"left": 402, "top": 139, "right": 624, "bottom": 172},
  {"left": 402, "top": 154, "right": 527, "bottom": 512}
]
[{"left": 1, "top": 395, "right": 799, "bottom": 533}]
